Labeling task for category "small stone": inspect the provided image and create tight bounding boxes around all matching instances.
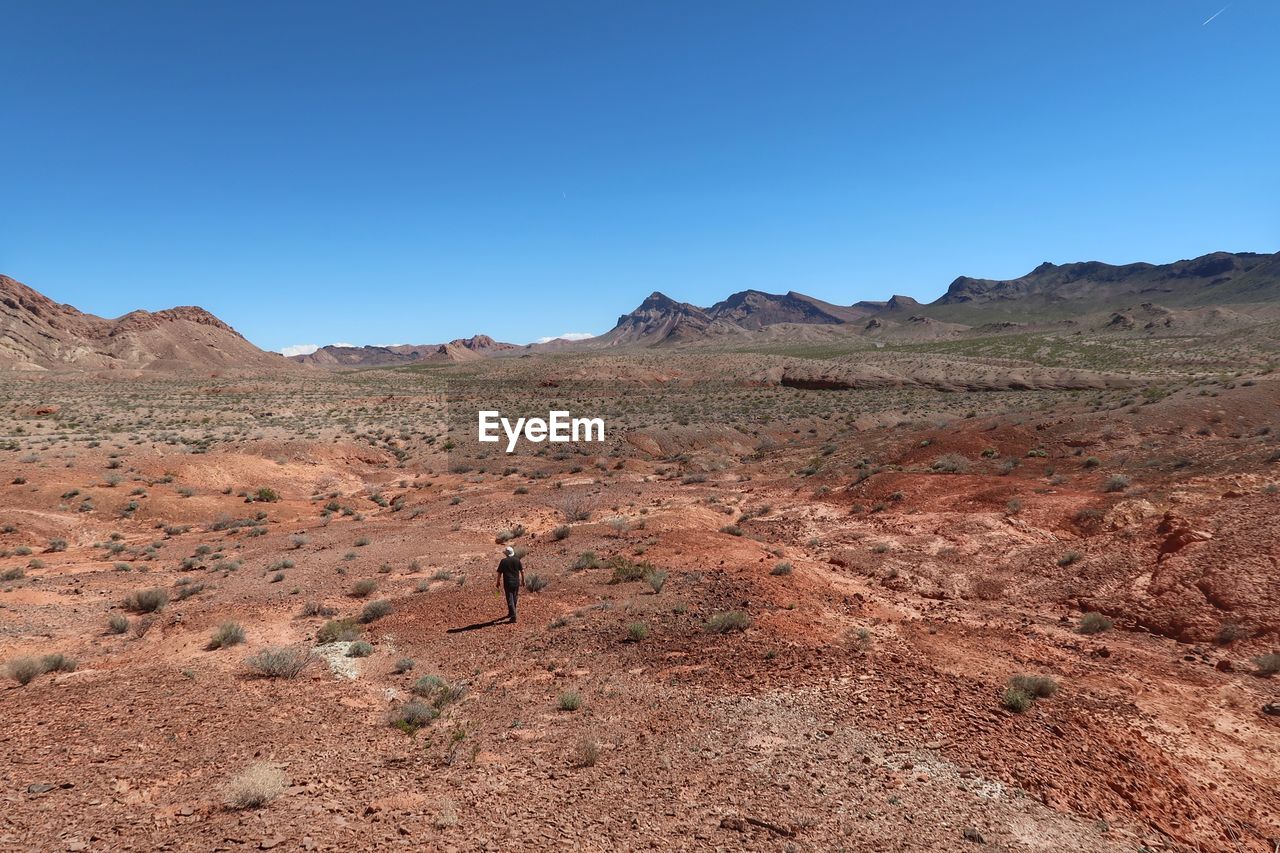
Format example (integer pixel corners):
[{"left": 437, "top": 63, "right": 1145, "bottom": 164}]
[{"left": 27, "top": 784, "right": 55, "bottom": 794}]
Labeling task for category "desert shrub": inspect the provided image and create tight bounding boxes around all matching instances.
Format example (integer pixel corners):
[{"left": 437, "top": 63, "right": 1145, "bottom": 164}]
[
  {"left": 494, "top": 525, "right": 525, "bottom": 543},
  {"left": 316, "top": 618, "right": 361, "bottom": 643},
  {"left": 107, "top": 613, "right": 129, "bottom": 634},
  {"left": 550, "top": 525, "right": 570, "bottom": 541},
  {"left": 558, "top": 495, "right": 594, "bottom": 522},
  {"left": 207, "top": 622, "right": 246, "bottom": 649},
  {"left": 2, "top": 567, "right": 25, "bottom": 581},
  {"left": 40, "top": 652, "right": 77, "bottom": 673},
  {"left": 705, "top": 611, "right": 750, "bottom": 634},
  {"left": 524, "top": 574, "right": 548, "bottom": 592},
  {"left": 359, "top": 599, "right": 392, "bottom": 623},
  {"left": 412, "top": 675, "right": 466, "bottom": 710},
  {"left": 6, "top": 656, "right": 44, "bottom": 685},
  {"left": 646, "top": 570, "right": 667, "bottom": 594},
  {"left": 346, "top": 640, "right": 374, "bottom": 657},
  {"left": 607, "top": 556, "right": 653, "bottom": 584},
  {"left": 771, "top": 562, "right": 793, "bottom": 577},
  {"left": 174, "top": 582, "right": 206, "bottom": 601},
  {"left": 253, "top": 487, "right": 280, "bottom": 503},
  {"left": 47, "top": 538, "right": 68, "bottom": 552},
  {"left": 1077, "top": 612, "right": 1113, "bottom": 635},
  {"left": 1082, "top": 456, "right": 1101, "bottom": 468},
  {"left": 1254, "top": 653, "right": 1280, "bottom": 676},
  {"left": 1001, "top": 686, "right": 1033, "bottom": 713},
  {"left": 223, "top": 763, "right": 287, "bottom": 809},
  {"left": 626, "top": 622, "right": 648, "bottom": 642},
  {"left": 124, "top": 587, "right": 168, "bottom": 613},
  {"left": 1009, "top": 674, "right": 1058, "bottom": 698},
  {"left": 930, "top": 454, "right": 969, "bottom": 474},
  {"left": 573, "top": 737, "right": 600, "bottom": 767},
  {"left": 393, "top": 658, "right": 415, "bottom": 674},
  {"left": 971, "top": 577, "right": 1005, "bottom": 601},
  {"left": 1057, "top": 551, "right": 1083, "bottom": 567},
  {"left": 244, "top": 645, "right": 313, "bottom": 679},
  {"left": 572, "top": 551, "right": 600, "bottom": 571},
  {"left": 557, "top": 690, "right": 583, "bottom": 712},
  {"left": 390, "top": 702, "right": 438, "bottom": 734},
  {"left": 300, "top": 601, "right": 337, "bottom": 618},
  {"left": 1103, "top": 474, "right": 1130, "bottom": 493},
  {"left": 350, "top": 579, "right": 377, "bottom": 598}
]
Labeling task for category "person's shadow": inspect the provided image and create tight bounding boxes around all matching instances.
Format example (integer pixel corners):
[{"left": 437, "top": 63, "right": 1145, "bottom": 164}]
[{"left": 446, "top": 617, "right": 509, "bottom": 634}]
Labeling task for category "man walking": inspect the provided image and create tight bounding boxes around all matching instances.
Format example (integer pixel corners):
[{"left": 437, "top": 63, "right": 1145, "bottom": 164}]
[{"left": 496, "top": 546, "right": 524, "bottom": 623}]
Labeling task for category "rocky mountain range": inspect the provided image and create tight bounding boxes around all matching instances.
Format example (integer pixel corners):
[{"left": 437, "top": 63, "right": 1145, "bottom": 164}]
[{"left": 2, "top": 250, "right": 1275, "bottom": 371}]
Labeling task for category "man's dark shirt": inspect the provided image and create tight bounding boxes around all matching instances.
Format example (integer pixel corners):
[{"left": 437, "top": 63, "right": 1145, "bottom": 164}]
[{"left": 498, "top": 556, "right": 523, "bottom": 589}]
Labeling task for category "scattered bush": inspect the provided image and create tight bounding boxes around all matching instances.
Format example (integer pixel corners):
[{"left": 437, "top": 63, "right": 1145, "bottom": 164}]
[
  {"left": 124, "top": 587, "right": 168, "bottom": 613},
  {"left": 40, "top": 652, "right": 76, "bottom": 673},
  {"left": 1254, "top": 653, "right": 1280, "bottom": 676},
  {"left": 705, "top": 611, "right": 750, "bottom": 634},
  {"left": 524, "top": 574, "right": 548, "bottom": 592},
  {"left": 1103, "top": 474, "right": 1130, "bottom": 493},
  {"left": 253, "top": 488, "right": 280, "bottom": 503},
  {"left": 1077, "top": 612, "right": 1113, "bottom": 635},
  {"left": 1057, "top": 551, "right": 1083, "bottom": 567},
  {"left": 347, "top": 640, "right": 374, "bottom": 657},
  {"left": 573, "top": 737, "right": 600, "bottom": 768},
  {"left": 1001, "top": 686, "right": 1033, "bottom": 713},
  {"left": 6, "top": 656, "right": 44, "bottom": 685},
  {"left": 550, "top": 525, "right": 570, "bottom": 541},
  {"left": 412, "top": 675, "right": 466, "bottom": 710},
  {"left": 316, "top": 618, "right": 361, "bottom": 643},
  {"left": 360, "top": 599, "right": 392, "bottom": 623},
  {"left": 107, "top": 613, "right": 129, "bottom": 634},
  {"left": 350, "top": 579, "right": 377, "bottom": 598},
  {"left": 646, "top": 570, "right": 667, "bottom": 594},
  {"left": 606, "top": 556, "right": 654, "bottom": 584},
  {"left": 930, "top": 454, "right": 969, "bottom": 474},
  {"left": 770, "top": 562, "right": 793, "bottom": 577},
  {"left": 1009, "top": 674, "right": 1058, "bottom": 699},
  {"left": 557, "top": 690, "right": 583, "bottom": 712},
  {"left": 223, "top": 763, "right": 287, "bottom": 809},
  {"left": 207, "top": 622, "right": 246, "bottom": 650},
  {"left": 47, "top": 538, "right": 68, "bottom": 552},
  {"left": 390, "top": 701, "right": 438, "bottom": 734},
  {"left": 393, "top": 658, "right": 415, "bottom": 674},
  {"left": 244, "top": 645, "right": 313, "bottom": 679},
  {"left": 572, "top": 551, "right": 601, "bottom": 571},
  {"left": 626, "top": 622, "right": 648, "bottom": 643}
]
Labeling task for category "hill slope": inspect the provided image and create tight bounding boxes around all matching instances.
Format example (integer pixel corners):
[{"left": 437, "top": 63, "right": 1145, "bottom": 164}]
[{"left": 0, "top": 275, "right": 287, "bottom": 373}]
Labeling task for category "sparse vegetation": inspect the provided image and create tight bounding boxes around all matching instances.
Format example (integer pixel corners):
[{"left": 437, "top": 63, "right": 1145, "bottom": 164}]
[
  {"left": 207, "top": 622, "right": 246, "bottom": 649},
  {"left": 223, "top": 763, "right": 287, "bottom": 809},
  {"left": 1077, "top": 612, "right": 1113, "bottom": 635},
  {"left": 244, "top": 645, "right": 313, "bottom": 679},
  {"left": 705, "top": 610, "right": 750, "bottom": 634}
]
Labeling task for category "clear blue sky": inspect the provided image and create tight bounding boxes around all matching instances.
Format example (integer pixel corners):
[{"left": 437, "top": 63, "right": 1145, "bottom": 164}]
[{"left": 2, "top": 1, "right": 1276, "bottom": 351}]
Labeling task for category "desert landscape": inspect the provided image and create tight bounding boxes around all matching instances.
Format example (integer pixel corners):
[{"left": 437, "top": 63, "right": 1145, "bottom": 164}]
[{"left": 2, "top": 253, "right": 1278, "bottom": 852}]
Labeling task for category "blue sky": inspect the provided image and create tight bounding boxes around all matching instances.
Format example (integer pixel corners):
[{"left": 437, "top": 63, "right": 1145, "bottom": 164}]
[{"left": 2, "top": 1, "right": 1276, "bottom": 351}]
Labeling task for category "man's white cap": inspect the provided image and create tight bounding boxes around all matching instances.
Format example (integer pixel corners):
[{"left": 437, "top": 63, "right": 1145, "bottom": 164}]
[{"left": 504, "top": 546, "right": 515, "bottom": 557}]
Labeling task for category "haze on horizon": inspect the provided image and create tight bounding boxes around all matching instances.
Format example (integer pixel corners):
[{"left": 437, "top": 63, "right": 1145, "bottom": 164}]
[{"left": 2, "top": 1, "right": 1277, "bottom": 351}]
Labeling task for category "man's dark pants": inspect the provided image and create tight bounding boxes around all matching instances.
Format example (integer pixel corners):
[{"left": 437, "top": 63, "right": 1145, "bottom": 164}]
[{"left": 504, "top": 584, "right": 519, "bottom": 622}]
